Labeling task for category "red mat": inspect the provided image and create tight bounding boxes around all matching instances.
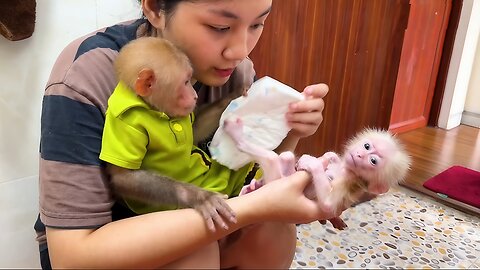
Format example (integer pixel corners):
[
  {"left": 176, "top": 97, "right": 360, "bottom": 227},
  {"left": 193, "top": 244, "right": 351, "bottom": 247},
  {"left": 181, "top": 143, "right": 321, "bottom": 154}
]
[{"left": 423, "top": 166, "right": 480, "bottom": 208}]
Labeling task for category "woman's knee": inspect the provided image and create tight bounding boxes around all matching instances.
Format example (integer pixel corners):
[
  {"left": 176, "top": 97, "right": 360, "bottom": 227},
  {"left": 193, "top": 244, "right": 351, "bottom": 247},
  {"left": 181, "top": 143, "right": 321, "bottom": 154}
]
[
  {"left": 220, "top": 223, "right": 297, "bottom": 268},
  {"left": 258, "top": 223, "right": 297, "bottom": 256}
]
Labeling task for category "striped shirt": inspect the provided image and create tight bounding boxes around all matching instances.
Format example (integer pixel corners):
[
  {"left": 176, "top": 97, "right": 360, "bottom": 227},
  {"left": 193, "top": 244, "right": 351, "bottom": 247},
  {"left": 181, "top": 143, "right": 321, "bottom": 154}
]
[{"left": 34, "top": 19, "right": 255, "bottom": 247}]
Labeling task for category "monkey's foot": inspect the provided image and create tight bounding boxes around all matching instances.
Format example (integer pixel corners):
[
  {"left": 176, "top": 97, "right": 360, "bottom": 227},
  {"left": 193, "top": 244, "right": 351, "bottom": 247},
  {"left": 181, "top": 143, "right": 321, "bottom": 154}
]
[
  {"left": 326, "top": 217, "right": 348, "bottom": 230},
  {"left": 223, "top": 116, "right": 244, "bottom": 142}
]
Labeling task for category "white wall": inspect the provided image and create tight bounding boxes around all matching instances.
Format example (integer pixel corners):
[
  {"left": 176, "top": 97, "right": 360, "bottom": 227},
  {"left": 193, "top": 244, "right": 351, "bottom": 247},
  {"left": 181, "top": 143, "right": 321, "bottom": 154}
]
[
  {"left": 438, "top": 0, "right": 480, "bottom": 129},
  {"left": 462, "top": 29, "right": 480, "bottom": 127},
  {"left": 0, "top": 0, "right": 139, "bottom": 268},
  {"left": 465, "top": 39, "right": 480, "bottom": 114}
]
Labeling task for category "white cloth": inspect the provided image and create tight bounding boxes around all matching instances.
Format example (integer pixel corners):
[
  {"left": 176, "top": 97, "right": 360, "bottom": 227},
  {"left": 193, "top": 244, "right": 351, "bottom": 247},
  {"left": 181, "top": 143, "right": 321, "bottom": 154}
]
[{"left": 209, "top": 76, "right": 304, "bottom": 170}]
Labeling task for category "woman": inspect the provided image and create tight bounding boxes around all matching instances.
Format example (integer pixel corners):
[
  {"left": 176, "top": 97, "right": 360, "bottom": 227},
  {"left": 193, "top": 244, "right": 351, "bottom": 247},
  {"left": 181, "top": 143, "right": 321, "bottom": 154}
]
[{"left": 35, "top": 0, "right": 337, "bottom": 268}]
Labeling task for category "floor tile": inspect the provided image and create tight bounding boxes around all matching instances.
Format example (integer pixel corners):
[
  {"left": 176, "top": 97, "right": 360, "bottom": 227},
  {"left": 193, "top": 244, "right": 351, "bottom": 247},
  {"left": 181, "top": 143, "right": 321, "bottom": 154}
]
[
  {"left": 292, "top": 187, "right": 480, "bottom": 269},
  {"left": 469, "top": 260, "right": 479, "bottom": 269}
]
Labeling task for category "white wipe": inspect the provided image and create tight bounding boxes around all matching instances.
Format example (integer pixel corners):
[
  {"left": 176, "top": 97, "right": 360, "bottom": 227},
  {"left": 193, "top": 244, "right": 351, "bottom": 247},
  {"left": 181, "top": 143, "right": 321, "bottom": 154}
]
[{"left": 209, "top": 76, "right": 304, "bottom": 170}]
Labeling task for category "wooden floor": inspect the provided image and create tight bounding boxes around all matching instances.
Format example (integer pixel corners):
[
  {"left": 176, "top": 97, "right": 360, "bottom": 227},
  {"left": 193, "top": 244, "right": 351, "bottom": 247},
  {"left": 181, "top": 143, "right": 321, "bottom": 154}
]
[{"left": 397, "top": 124, "right": 480, "bottom": 216}]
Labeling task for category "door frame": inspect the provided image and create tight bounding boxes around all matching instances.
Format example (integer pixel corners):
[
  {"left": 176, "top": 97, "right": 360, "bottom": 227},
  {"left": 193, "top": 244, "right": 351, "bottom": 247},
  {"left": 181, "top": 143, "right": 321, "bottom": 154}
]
[{"left": 428, "top": 0, "right": 463, "bottom": 126}]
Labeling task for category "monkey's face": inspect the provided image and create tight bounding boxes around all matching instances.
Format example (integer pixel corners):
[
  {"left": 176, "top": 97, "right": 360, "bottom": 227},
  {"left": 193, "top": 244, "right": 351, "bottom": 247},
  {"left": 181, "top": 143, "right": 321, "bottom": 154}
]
[
  {"left": 164, "top": 80, "right": 198, "bottom": 118},
  {"left": 342, "top": 129, "right": 410, "bottom": 195},
  {"left": 176, "top": 83, "right": 198, "bottom": 116},
  {"left": 344, "top": 137, "right": 392, "bottom": 193},
  {"left": 345, "top": 139, "right": 383, "bottom": 172},
  {"left": 145, "top": 68, "right": 197, "bottom": 118}
]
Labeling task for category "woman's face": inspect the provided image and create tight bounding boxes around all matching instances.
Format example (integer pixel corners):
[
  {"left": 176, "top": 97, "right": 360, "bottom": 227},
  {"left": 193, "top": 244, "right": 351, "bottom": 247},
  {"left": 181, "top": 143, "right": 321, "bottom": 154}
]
[{"left": 161, "top": 0, "right": 272, "bottom": 86}]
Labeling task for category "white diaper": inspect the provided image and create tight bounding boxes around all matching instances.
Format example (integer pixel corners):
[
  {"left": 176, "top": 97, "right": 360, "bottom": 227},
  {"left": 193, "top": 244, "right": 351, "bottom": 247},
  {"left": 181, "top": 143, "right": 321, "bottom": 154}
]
[{"left": 209, "top": 76, "right": 304, "bottom": 170}]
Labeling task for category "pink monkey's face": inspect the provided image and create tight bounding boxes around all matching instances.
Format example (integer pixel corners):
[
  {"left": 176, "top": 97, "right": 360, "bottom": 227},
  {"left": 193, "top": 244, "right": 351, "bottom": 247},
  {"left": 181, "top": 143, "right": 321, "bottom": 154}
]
[
  {"left": 345, "top": 139, "right": 383, "bottom": 171},
  {"left": 345, "top": 138, "right": 393, "bottom": 194}
]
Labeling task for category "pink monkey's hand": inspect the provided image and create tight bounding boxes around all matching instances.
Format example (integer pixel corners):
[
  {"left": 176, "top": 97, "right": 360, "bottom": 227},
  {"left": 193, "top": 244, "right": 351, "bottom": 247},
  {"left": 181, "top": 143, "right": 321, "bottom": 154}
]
[
  {"left": 239, "top": 179, "right": 264, "bottom": 195},
  {"left": 296, "top": 154, "right": 328, "bottom": 175},
  {"left": 322, "top": 151, "right": 341, "bottom": 164},
  {"left": 286, "top": 83, "right": 328, "bottom": 138},
  {"left": 296, "top": 154, "right": 327, "bottom": 200},
  {"left": 297, "top": 154, "right": 336, "bottom": 215},
  {"left": 252, "top": 171, "right": 342, "bottom": 223}
]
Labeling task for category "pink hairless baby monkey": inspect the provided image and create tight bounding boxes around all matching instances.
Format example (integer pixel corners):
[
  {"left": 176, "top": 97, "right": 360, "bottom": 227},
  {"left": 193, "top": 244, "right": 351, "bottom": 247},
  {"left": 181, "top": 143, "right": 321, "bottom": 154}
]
[{"left": 222, "top": 117, "right": 411, "bottom": 229}]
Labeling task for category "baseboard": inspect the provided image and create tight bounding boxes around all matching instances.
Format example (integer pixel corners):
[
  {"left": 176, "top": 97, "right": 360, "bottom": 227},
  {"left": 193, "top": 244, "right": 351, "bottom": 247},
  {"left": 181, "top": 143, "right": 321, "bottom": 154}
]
[
  {"left": 400, "top": 183, "right": 480, "bottom": 217},
  {"left": 388, "top": 116, "right": 427, "bottom": 134},
  {"left": 461, "top": 111, "right": 480, "bottom": 128}
]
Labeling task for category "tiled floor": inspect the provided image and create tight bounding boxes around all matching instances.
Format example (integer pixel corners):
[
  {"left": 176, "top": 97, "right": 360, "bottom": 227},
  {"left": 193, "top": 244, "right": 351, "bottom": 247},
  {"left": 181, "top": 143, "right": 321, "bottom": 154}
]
[{"left": 292, "top": 186, "right": 480, "bottom": 269}]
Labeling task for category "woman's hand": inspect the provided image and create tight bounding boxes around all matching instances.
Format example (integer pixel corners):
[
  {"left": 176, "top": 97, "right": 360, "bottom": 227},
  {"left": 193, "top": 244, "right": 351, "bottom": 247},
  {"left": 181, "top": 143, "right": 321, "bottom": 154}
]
[{"left": 286, "top": 83, "right": 329, "bottom": 139}]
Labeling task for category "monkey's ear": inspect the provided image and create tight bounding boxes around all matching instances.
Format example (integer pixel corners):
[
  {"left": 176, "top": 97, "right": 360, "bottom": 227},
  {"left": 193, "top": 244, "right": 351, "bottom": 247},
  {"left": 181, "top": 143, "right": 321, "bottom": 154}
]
[{"left": 135, "top": 68, "right": 155, "bottom": 97}]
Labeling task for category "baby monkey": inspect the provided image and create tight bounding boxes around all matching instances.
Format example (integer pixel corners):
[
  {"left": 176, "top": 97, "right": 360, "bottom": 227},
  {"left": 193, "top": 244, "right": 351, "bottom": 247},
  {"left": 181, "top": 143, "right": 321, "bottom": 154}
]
[
  {"left": 222, "top": 117, "right": 410, "bottom": 228},
  {"left": 296, "top": 128, "right": 411, "bottom": 216},
  {"left": 101, "top": 37, "right": 238, "bottom": 231}
]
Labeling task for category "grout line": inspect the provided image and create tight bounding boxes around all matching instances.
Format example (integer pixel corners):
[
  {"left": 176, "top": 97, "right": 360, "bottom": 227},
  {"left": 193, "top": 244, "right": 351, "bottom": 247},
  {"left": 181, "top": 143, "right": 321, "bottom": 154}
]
[{"left": 0, "top": 175, "right": 39, "bottom": 185}]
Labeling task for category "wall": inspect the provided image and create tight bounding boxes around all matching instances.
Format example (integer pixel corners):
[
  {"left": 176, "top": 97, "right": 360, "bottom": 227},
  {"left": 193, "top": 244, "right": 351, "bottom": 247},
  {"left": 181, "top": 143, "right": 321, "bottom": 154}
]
[
  {"left": 438, "top": 0, "right": 480, "bottom": 129},
  {"left": 0, "top": 0, "right": 139, "bottom": 268},
  {"left": 462, "top": 31, "right": 480, "bottom": 127},
  {"left": 250, "top": 0, "right": 410, "bottom": 156}
]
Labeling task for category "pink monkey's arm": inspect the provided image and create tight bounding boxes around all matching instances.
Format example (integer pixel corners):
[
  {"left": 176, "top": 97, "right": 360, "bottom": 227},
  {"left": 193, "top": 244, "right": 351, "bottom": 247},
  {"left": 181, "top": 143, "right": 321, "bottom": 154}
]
[
  {"left": 296, "top": 154, "right": 335, "bottom": 214},
  {"left": 297, "top": 154, "right": 348, "bottom": 230}
]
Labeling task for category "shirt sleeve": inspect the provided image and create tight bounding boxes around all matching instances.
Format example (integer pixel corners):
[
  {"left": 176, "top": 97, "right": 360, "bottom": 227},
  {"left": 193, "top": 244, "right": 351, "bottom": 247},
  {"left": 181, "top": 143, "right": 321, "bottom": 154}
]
[{"left": 100, "top": 108, "right": 149, "bottom": 170}]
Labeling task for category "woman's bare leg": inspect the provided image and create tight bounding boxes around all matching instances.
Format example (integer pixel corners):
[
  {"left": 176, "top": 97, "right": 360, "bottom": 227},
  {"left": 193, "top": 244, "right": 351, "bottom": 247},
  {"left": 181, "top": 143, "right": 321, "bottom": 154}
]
[
  {"left": 220, "top": 222, "right": 297, "bottom": 269},
  {"left": 160, "top": 241, "right": 220, "bottom": 269}
]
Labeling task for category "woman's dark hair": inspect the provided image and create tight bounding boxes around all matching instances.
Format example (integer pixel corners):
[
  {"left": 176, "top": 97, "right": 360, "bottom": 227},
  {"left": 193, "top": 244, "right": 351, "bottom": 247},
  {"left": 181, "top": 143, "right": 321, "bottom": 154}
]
[{"left": 139, "top": 0, "right": 193, "bottom": 35}]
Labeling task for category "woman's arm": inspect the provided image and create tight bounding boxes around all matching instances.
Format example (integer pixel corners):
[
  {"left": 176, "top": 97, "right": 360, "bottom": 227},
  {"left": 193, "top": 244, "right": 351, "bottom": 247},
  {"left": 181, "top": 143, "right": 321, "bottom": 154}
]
[{"left": 47, "top": 171, "right": 326, "bottom": 269}]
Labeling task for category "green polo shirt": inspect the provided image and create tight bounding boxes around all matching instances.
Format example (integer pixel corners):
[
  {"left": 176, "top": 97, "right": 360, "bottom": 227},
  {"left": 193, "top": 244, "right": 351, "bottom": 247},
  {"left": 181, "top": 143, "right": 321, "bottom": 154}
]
[{"left": 100, "top": 81, "right": 253, "bottom": 214}]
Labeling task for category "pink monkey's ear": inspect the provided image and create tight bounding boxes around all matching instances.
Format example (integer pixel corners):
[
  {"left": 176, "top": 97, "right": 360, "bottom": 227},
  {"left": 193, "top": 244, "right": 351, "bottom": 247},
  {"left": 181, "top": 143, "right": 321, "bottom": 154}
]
[
  {"left": 135, "top": 68, "right": 155, "bottom": 97},
  {"left": 369, "top": 182, "right": 390, "bottom": 194}
]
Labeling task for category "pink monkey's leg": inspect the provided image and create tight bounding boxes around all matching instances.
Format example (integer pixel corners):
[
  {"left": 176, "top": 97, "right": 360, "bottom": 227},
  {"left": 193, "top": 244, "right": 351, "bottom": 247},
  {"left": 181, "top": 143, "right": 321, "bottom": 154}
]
[
  {"left": 223, "top": 117, "right": 284, "bottom": 182},
  {"left": 279, "top": 151, "right": 296, "bottom": 177},
  {"left": 239, "top": 151, "right": 294, "bottom": 195}
]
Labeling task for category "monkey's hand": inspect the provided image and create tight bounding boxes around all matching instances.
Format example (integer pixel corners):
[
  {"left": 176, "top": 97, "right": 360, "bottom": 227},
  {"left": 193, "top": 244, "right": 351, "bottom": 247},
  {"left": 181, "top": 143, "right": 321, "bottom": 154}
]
[
  {"left": 322, "top": 151, "right": 341, "bottom": 164},
  {"left": 231, "top": 57, "right": 255, "bottom": 96},
  {"left": 239, "top": 179, "right": 265, "bottom": 195},
  {"left": 177, "top": 184, "right": 237, "bottom": 232},
  {"left": 108, "top": 166, "right": 237, "bottom": 232}
]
